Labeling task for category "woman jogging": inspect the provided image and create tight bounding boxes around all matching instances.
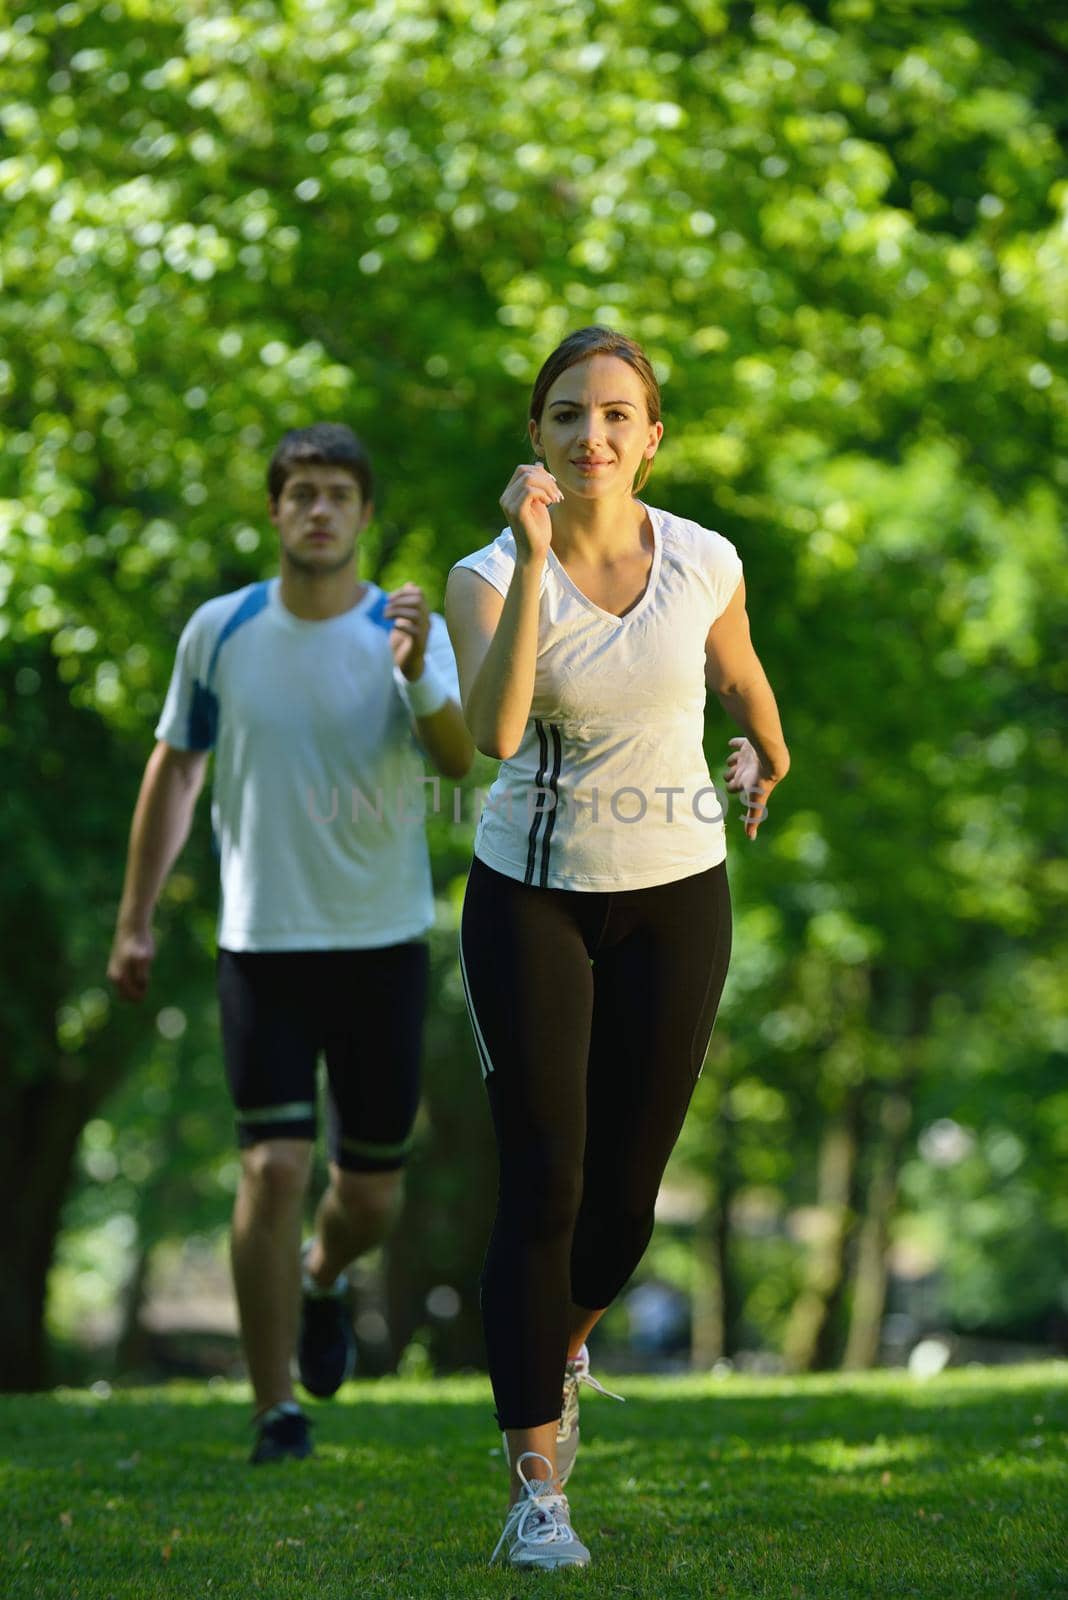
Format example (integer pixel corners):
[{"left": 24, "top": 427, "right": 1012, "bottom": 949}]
[{"left": 445, "top": 327, "right": 790, "bottom": 1569}]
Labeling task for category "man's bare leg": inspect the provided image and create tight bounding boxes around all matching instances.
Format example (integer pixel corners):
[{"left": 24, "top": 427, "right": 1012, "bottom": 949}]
[
  {"left": 230, "top": 1138, "right": 314, "bottom": 1413},
  {"left": 303, "top": 1166, "right": 404, "bottom": 1288}
]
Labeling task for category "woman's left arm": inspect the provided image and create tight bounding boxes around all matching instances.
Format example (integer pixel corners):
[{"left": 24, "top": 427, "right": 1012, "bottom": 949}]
[{"left": 705, "top": 577, "right": 790, "bottom": 838}]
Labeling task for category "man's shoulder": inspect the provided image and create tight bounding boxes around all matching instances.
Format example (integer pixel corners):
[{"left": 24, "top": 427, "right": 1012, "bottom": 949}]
[{"left": 182, "top": 580, "right": 274, "bottom": 642}]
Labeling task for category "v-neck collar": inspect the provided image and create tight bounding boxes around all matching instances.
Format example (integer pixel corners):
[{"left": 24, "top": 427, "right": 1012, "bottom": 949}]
[{"left": 545, "top": 503, "right": 662, "bottom": 627}]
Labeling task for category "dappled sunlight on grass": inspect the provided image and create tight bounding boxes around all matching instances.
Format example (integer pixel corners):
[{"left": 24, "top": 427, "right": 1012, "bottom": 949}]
[
  {"left": 3, "top": 1367, "right": 1065, "bottom": 1598},
  {"left": 769, "top": 1434, "right": 934, "bottom": 1472}
]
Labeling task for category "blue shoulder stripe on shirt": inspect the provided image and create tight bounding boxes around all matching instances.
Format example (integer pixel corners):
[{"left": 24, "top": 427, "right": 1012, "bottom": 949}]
[
  {"left": 205, "top": 580, "right": 271, "bottom": 681},
  {"left": 363, "top": 588, "right": 393, "bottom": 632},
  {"left": 187, "top": 581, "right": 271, "bottom": 750}
]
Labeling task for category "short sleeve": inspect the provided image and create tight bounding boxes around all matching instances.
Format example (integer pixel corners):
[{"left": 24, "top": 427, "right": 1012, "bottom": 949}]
[
  {"left": 450, "top": 530, "right": 518, "bottom": 599},
  {"left": 154, "top": 608, "right": 216, "bottom": 750},
  {"left": 708, "top": 532, "right": 743, "bottom": 623}
]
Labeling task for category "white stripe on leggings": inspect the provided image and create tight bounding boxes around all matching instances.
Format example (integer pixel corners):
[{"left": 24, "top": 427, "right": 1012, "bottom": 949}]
[{"left": 458, "top": 932, "right": 495, "bottom": 1080}]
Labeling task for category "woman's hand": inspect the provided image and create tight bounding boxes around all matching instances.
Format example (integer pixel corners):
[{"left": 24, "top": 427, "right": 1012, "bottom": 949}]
[
  {"left": 725, "top": 736, "right": 784, "bottom": 841},
  {"left": 499, "top": 463, "right": 563, "bottom": 565}
]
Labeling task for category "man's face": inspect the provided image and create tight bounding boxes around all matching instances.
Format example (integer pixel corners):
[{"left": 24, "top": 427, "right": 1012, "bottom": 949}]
[{"left": 269, "top": 463, "right": 371, "bottom": 575}]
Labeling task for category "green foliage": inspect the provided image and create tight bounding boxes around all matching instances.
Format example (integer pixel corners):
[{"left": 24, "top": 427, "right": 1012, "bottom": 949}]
[{"left": 1, "top": 0, "right": 1065, "bottom": 1370}]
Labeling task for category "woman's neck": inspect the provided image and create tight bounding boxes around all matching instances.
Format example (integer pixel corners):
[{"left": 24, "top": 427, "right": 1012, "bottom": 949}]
[{"left": 549, "top": 492, "right": 648, "bottom": 565}]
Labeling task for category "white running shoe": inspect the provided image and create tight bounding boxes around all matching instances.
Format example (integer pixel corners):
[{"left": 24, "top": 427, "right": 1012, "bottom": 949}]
[
  {"left": 556, "top": 1344, "right": 624, "bottom": 1488},
  {"left": 489, "top": 1451, "right": 591, "bottom": 1569}
]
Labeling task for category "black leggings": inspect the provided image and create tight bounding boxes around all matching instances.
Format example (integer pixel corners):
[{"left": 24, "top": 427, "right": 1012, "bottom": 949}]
[{"left": 459, "top": 855, "right": 732, "bottom": 1429}]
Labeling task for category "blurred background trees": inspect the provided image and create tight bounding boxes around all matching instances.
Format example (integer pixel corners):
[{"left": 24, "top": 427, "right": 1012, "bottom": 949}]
[{"left": 1, "top": 0, "right": 1064, "bottom": 1389}]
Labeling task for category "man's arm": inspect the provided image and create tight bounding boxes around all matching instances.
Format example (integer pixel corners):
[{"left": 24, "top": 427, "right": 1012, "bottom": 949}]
[
  {"left": 385, "top": 583, "right": 474, "bottom": 780},
  {"left": 409, "top": 698, "right": 475, "bottom": 781},
  {"left": 107, "top": 741, "right": 209, "bottom": 1001}
]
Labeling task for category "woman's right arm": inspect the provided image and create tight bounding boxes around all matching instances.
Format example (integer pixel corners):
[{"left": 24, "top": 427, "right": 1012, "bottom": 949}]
[
  {"left": 444, "top": 463, "right": 561, "bottom": 760},
  {"left": 705, "top": 578, "right": 790, "bottom": 781}
]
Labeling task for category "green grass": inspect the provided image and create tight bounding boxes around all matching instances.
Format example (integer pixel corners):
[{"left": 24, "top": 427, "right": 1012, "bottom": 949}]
[{"left": 2, "top": 1365, "right": 1066, "bottom": 1598}]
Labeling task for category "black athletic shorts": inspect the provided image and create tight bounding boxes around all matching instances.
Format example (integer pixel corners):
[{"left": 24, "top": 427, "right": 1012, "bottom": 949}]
[{"left": 217, "top": 942, "right": 429, "bottom": 1172}]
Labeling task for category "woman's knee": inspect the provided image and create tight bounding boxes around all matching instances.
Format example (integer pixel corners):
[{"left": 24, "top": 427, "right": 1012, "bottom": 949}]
[
  {"left": 572, "top": 1199, "right": 656, "bottom": 1305},
  {"left": 497, "top": 1153, "right": 584, "bottom": 1243}
]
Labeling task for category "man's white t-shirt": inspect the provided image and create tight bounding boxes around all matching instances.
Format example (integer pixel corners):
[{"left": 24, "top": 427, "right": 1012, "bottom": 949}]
[
  {"left": 452, "top": 504, "right": 743, "bottom": 892},
  {"left": 156, "top": 578, "right": 459, "bottom": 952}
]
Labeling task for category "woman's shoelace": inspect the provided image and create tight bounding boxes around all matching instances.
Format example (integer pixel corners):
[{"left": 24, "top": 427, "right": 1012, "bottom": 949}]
[
  {"left": 491, "top": 1487, "right": 575, "bottom": 1561},
  {"left": 560, "top": 1355, "right": 625, "bottom": 1433},
  {"left": 490, "top": 1453, "right": 577, "bottom": 1563}
]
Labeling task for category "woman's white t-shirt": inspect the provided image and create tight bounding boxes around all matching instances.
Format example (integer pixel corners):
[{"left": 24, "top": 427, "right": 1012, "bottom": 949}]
[{"left": 452, "top": 503, "right": 743, "bottom": 892}]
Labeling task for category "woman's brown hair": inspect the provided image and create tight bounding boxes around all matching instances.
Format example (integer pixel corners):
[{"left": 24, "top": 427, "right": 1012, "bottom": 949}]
[{"left": 529, "top": 326, "right": 661, "bottom": 493}]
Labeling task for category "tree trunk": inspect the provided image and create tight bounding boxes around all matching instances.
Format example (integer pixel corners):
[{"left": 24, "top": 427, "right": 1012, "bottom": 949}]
[
  {"left": 384, "top": 960, "right": 498, "bottom": 1375},
  {"left": 841, "top": 1089, "right": 913, "bottom": 1370},
  {"left": 840, "top": 978, "right": 932, "bottom": 1371},
  {"left": 690, "top": 1098, "right": 738, "bottom": 1368},
  {"left": 691, "top": 1199, "right": 727, "bottom": 1367},
  {"left": 0, "top": 1060, "right": 119, "bottom": 1390},
  {"left": 782, "top": 1087, "right": 863, "bottom": 1373},
  {"left": 0, "top": 978, "right": 138, "bottom": 1389},
  {"left": 114, "top": 1242, "right": 154, "bottom": 1376},
  {"left": 0, "top": 643, "right": 154, "bottom": 1389},
  {"left": 112, "top": 1088, "right": 192, "bottom": 1378}
]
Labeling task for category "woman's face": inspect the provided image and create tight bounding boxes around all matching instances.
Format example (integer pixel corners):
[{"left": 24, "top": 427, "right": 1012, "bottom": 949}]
[{"left": 531, "top": 354, "right": 662, "bottom": 498}]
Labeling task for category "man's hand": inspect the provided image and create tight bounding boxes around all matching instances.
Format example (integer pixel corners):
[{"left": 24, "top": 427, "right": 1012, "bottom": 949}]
[
  {"left": 385, "top": 583, "right": 431, "bottom": 680},
  {"left": 107, "top": 926, "right": 156, "bottom": 1002},
  {"left": 724, "top": 736, "right": 783, "bottom": 842}
]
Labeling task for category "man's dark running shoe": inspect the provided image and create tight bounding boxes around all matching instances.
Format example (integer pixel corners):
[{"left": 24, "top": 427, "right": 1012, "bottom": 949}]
[
  {"left": 297, "top": 1240, "right": 357, "bottom": 1400},
  {"left": 249, "top": 1403, "right": 313, "bottom": 1464}
]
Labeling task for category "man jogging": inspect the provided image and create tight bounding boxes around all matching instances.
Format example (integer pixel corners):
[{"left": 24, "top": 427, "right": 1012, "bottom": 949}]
[{"left": 108, "top": 423, "right": 473, "bottom": 1463}]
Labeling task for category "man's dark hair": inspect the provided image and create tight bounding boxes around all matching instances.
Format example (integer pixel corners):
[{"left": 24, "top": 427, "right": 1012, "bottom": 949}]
[{"left": 267, "top": 423, "right": 375, "bottom": 505}]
